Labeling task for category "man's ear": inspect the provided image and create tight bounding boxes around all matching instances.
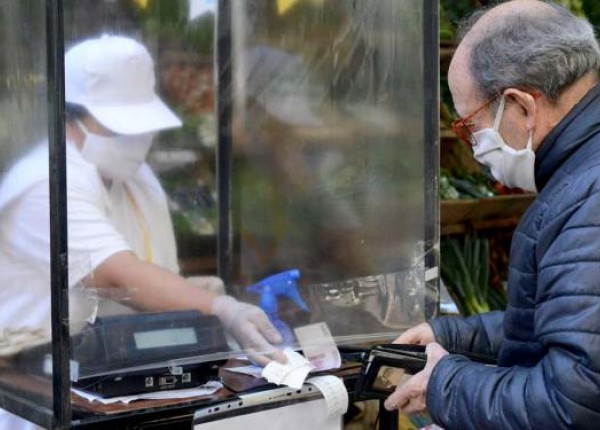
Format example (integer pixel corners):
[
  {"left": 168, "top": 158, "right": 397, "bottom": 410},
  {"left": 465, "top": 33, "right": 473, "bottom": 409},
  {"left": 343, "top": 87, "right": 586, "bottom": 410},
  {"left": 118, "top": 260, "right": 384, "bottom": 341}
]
[{"left": 503, "top": 88, "right": 538, "bottom": 132}]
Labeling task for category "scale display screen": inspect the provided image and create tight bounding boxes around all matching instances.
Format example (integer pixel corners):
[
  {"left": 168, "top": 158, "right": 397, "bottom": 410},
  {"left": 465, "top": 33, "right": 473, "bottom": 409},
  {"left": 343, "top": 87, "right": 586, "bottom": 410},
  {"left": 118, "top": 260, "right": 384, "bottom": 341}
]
[{"left": 134, "top": 327, "right": 199, "bottom": 350}]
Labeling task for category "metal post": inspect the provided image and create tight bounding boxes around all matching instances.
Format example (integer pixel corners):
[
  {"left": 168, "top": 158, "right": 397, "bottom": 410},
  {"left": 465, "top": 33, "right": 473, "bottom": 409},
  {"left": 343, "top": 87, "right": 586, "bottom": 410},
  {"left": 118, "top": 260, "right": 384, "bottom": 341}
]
[
  {"left": 424, "top": 0, "right": 441, "bottom": 319},
  {"left": 378, "top": 401, "right": 399, "bottom": 430},
  {"left": 46, "top": 0, "right": 71, "bottom": 428},
  {"left": 216, "top": 0, "right": 233, "bottom": 286}
]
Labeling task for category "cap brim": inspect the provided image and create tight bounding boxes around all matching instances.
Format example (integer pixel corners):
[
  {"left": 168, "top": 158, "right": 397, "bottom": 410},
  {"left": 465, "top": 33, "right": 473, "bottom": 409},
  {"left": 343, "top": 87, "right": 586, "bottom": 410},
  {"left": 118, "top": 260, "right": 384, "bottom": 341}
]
[{"left": 84, "top": 97, "right": 182, "bottom": 135}]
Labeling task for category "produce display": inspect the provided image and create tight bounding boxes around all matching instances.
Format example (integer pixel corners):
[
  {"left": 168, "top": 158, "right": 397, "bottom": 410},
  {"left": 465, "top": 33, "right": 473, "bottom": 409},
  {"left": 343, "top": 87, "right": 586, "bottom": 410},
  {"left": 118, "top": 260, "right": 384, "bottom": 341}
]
[{"left": 441, "top": 235, "right": 507, "bottom": 316}]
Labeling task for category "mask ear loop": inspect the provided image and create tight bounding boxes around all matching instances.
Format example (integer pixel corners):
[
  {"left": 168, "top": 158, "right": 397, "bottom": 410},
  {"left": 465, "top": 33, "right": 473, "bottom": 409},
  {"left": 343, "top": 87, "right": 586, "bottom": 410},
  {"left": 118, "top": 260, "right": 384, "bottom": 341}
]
[
  {"left": 76, "top": 120, "right": 92, "bottom": 144},
  {"left": 525, "top": 132, "right": 534, "bottom": 151},
  {"left": 526, "top": 95, "right": 537, "bottom": 151},
  {"left": 493, "top": 95, "right": 506, "bottom": 131},
  {"left": 76, "top": 120, "right": 88, "bottom": 133}
]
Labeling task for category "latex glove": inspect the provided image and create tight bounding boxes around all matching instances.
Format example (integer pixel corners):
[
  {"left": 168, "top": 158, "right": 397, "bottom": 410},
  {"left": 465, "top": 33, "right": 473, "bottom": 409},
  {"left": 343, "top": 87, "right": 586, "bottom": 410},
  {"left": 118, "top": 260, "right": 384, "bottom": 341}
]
[
  {"left": 212, "top": 295, "right": 287, "bottom": 366},
  {"left": 186, "top": 275, "right": 226, "bottom": 296},
  {"left": 393, "top": 322, "right": 435, "bottom": 345},
  {"left": 384, "top": 343, "right": 448, "bottom": 414}
]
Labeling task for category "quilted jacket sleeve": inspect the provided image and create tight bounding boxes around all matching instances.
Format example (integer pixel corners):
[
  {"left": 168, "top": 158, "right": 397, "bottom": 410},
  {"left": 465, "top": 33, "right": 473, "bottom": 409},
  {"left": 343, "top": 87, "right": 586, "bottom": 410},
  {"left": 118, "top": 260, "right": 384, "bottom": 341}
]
[
  {"left": 426, "top": 189, "right": 600, "bottom": 430},
  {"left": 429, "top": 311, "right": 504, "bottom": 359}
]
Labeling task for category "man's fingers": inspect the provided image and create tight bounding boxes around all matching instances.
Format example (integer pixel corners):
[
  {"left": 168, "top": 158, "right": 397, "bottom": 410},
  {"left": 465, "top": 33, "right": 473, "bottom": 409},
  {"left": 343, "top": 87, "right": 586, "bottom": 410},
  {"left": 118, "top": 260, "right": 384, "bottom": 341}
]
[
  {"left": 386, "top": 388, "right": 426, "bottom": 415},
  {"left": 393, "top": 323, "right": 434, "bottom": 345},
  {"left": 401, "top": 398, "right": 426, "bottom": 415},
  {"left": 384, "top": 386, "right": 408, "bottom": 411}
]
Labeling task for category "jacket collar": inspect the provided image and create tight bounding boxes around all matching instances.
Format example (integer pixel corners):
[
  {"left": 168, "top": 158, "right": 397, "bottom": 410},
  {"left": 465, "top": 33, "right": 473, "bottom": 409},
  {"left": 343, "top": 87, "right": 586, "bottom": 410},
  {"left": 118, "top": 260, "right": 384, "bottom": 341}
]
[{"left": 535, "top": 83, "right": 600, "bottom": 190}]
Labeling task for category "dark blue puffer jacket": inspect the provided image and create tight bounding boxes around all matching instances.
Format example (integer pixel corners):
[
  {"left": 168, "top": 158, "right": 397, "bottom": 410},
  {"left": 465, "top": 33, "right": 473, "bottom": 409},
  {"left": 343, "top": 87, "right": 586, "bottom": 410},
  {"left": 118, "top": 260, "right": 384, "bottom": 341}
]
[{"left": 427, "top": 84, "right": 600, "bottom": 429}]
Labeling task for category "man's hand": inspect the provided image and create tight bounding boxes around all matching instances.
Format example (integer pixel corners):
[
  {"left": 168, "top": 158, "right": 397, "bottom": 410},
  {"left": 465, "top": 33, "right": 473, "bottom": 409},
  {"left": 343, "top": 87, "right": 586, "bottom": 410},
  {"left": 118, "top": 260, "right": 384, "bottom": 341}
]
[
  {"left": 383, "top": 343, "right": 448, "bottom": 414},
  {"left": 212, "top": 295, "right": 287, "bottom": 366},
  {"left": 393, "top": 322, "right": 435, "bottom": 345}
]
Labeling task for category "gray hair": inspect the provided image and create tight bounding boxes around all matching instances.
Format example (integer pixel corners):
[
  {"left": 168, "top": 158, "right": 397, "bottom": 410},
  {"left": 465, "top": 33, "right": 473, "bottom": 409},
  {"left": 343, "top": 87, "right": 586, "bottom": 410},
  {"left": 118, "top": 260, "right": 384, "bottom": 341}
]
[{"left": 460, "top": 1, "right": 600, "bottom": 101}]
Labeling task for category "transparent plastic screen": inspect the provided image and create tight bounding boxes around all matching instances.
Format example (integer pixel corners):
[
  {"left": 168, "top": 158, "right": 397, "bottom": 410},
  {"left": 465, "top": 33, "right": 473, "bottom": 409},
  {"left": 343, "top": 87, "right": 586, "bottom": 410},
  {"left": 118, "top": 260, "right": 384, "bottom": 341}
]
[
  {"left": 0, "top": 1, "right": 54, "bottom": 427},
  {"left": 229, "top": 0, "right": 436, "bottom": 349},
  {"left": 60, "top": 0, "right": 234, "bottom": 386}
]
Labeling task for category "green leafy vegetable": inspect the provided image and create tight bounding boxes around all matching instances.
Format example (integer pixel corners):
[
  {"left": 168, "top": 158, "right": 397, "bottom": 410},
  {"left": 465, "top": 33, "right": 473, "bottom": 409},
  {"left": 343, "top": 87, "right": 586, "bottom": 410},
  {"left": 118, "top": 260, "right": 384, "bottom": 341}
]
[{"left": 441, "top": 235, "right": 507, "bottom": 316}]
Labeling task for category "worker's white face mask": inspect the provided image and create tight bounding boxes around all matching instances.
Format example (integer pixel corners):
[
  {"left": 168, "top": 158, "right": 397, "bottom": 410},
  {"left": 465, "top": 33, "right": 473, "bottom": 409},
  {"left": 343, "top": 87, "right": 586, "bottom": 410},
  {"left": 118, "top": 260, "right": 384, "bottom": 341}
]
[
  {"left": 78, "top": 121, "right": 154, "bottom": 182},
  {"left": 472, "top": 96, "right": 537, "bottom": 193}
]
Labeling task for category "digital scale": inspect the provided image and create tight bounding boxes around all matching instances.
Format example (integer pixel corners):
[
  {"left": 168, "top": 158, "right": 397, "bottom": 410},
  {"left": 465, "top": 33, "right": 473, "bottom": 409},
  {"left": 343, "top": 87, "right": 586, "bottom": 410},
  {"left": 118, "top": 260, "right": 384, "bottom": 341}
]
[{"left": 15, "top": 310, "right": 230, "bottom": 398}]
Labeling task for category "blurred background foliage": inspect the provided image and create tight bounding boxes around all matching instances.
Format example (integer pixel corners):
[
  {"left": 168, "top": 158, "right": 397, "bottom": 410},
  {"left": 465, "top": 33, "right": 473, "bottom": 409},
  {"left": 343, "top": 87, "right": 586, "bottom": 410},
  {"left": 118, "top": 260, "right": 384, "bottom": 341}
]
[{"left": 134, "top": 0, "right": 214, "bottom": 53}]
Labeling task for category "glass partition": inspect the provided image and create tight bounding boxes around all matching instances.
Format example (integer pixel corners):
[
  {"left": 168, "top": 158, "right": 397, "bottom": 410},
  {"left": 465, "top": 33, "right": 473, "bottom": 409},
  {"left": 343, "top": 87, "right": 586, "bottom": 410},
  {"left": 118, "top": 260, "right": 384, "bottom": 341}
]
[
  {"left": 227, "top": 0, "right": 438, "bottom": 344},
  {"left": 0, "top": 1, "right": 54, "bottom": 428}
]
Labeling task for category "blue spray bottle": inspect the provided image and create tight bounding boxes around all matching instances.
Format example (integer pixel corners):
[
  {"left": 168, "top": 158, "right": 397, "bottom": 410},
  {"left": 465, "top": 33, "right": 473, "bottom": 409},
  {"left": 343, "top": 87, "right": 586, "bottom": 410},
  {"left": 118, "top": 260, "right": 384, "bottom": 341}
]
[{"left": 247, "top": 269, "right": 309, "bottom": 347}]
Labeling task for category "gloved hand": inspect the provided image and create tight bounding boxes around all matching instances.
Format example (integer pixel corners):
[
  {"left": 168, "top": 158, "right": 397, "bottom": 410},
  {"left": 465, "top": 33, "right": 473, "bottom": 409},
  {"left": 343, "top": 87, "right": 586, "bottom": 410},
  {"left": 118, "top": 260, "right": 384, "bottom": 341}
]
[{"left": 212, "top": 295, "right": 287, "bottom": 366}]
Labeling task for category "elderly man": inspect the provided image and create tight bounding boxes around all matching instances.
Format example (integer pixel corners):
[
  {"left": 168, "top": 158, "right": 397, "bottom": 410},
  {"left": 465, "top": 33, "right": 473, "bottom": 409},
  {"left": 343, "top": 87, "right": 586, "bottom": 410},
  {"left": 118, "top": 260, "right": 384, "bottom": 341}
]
[{"left": 384, "top": 1, "right": 600, "bottom": 429}]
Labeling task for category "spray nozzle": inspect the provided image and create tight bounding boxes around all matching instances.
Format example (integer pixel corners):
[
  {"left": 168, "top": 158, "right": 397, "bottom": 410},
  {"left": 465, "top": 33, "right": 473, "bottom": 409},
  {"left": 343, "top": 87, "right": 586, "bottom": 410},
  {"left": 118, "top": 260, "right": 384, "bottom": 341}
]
[{"left": 247, "top": 269, "right": 309, "bottom": 315}]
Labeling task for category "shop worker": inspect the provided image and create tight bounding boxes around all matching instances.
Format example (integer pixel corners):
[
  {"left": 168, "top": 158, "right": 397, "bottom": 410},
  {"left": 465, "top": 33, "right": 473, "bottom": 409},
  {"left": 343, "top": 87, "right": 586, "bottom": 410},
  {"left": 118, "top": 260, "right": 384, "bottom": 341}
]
[
  {"left": 384, "top": 1, "right": 600, "bottom": 429},
  {"left": 0, "top": 36, "right": 285, "bottom": 371}
]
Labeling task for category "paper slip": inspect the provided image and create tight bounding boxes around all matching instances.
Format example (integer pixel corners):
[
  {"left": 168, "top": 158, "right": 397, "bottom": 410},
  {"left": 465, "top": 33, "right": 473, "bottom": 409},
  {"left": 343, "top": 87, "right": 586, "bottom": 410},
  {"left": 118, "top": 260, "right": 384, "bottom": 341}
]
[
  {"left": 72, "top": 381, "right": 223, "bottom": 405},
  {"left": 294, "top": 323, "right": 341, "bottom": 371},
  {"left": 261, "top": 349, "right": 313, "bottom": 389},
  {"left": 306, "top": 375, "right": 348, "bottom": 416},
  {"left": 222, "top": 365, "right": 264, "bottom": 378}
]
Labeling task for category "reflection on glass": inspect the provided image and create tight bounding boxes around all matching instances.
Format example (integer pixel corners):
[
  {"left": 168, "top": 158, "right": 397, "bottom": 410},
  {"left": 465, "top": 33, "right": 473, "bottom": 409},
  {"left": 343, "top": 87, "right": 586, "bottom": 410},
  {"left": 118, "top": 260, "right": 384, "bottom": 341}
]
[
  {"left": 0, "top": 0, "right": 53, "bottom": 427},
  {"left": 60, "top": 1, "right": 295, "bottom": 370},
  {"left": 2, "top": 2, "right": 225, "bottom": 425},
  {"left": 231, "top": 0, "right": 430, "bottom": 340}
]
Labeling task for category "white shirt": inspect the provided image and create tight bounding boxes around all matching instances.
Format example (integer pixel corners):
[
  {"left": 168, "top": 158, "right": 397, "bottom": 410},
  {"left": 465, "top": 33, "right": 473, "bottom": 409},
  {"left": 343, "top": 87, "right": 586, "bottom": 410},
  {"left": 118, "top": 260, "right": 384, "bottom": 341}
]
[{"left": 0, "top": 141, "right": 179, "bottom": 429}]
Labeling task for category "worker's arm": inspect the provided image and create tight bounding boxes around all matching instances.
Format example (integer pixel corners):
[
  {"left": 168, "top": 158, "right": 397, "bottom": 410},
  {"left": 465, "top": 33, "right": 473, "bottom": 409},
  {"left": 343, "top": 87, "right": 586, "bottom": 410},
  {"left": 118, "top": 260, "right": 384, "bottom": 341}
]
[
  {"left": 93, "top": 250, "right": 286, "bottom": 366},
  {"left": 93, "top": 250, "right": 218, "bottom": 314}
]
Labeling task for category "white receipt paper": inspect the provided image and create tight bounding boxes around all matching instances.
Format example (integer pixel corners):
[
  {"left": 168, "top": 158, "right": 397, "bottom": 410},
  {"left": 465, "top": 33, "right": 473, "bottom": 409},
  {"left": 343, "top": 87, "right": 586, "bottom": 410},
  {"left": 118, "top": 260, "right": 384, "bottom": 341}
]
[
  {"left": 73, "top": 381, "right": 223, "bottom": 405},
  {"left": 262, "top": 349, "right": 313, "bottom": 389},
  {"left": 261, "top": 322, "right": 347, "bottom": 417},
  {"left": 261, "top": 351, "right": 348, "bottom": 417},
  {"left": 194, "top": 398, "right": 343, "bottom": 430},
  {"left": 306, "top": 375, "right": 348, "bottom": 416},
  {"left": 294, "top": 322, "right": 341, "bottom": 371}
]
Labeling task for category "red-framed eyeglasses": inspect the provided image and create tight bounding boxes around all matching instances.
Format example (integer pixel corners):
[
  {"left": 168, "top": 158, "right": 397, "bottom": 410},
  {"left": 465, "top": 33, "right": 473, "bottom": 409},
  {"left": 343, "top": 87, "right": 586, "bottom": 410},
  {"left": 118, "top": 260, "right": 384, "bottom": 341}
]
[{"left": 451, "top": 94, "right": 501, "bottom": 145}]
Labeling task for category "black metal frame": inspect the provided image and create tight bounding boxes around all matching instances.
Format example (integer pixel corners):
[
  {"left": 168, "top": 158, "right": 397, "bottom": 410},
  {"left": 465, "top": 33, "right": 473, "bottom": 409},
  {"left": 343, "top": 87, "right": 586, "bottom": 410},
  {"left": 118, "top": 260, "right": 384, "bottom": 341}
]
[
  {"left": 216, "top": 0, "right": 233, "bottom": 286},
  {"left": 0, "top": 0, "right": 70, "bottom": 428},
  {"left": 379, "top": 7, "right": 439, "bottom": 430},
  {"left": 47, "top": 0, "right": 71, "bottom": 429},
  {"left": 424, "top": 0, "right": 441, "bottom": 320}
]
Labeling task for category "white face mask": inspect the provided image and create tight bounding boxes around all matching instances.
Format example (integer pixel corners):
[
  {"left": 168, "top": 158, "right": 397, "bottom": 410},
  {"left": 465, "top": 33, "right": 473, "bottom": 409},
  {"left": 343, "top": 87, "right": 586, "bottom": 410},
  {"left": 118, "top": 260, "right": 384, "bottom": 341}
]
[
  {"left": 78, "top": 121, "right": 154, "bottom": 182},
  {"left": 472, "top": 96, "right": 537, "bottom": 193}
]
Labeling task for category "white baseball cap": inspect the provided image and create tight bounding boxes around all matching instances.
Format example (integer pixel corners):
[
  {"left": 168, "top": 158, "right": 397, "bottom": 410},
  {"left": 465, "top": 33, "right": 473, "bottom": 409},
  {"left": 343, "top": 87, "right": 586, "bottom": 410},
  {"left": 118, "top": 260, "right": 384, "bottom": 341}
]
[{"left": 65, "top": 35, "right": 182, "bottom": 135}]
